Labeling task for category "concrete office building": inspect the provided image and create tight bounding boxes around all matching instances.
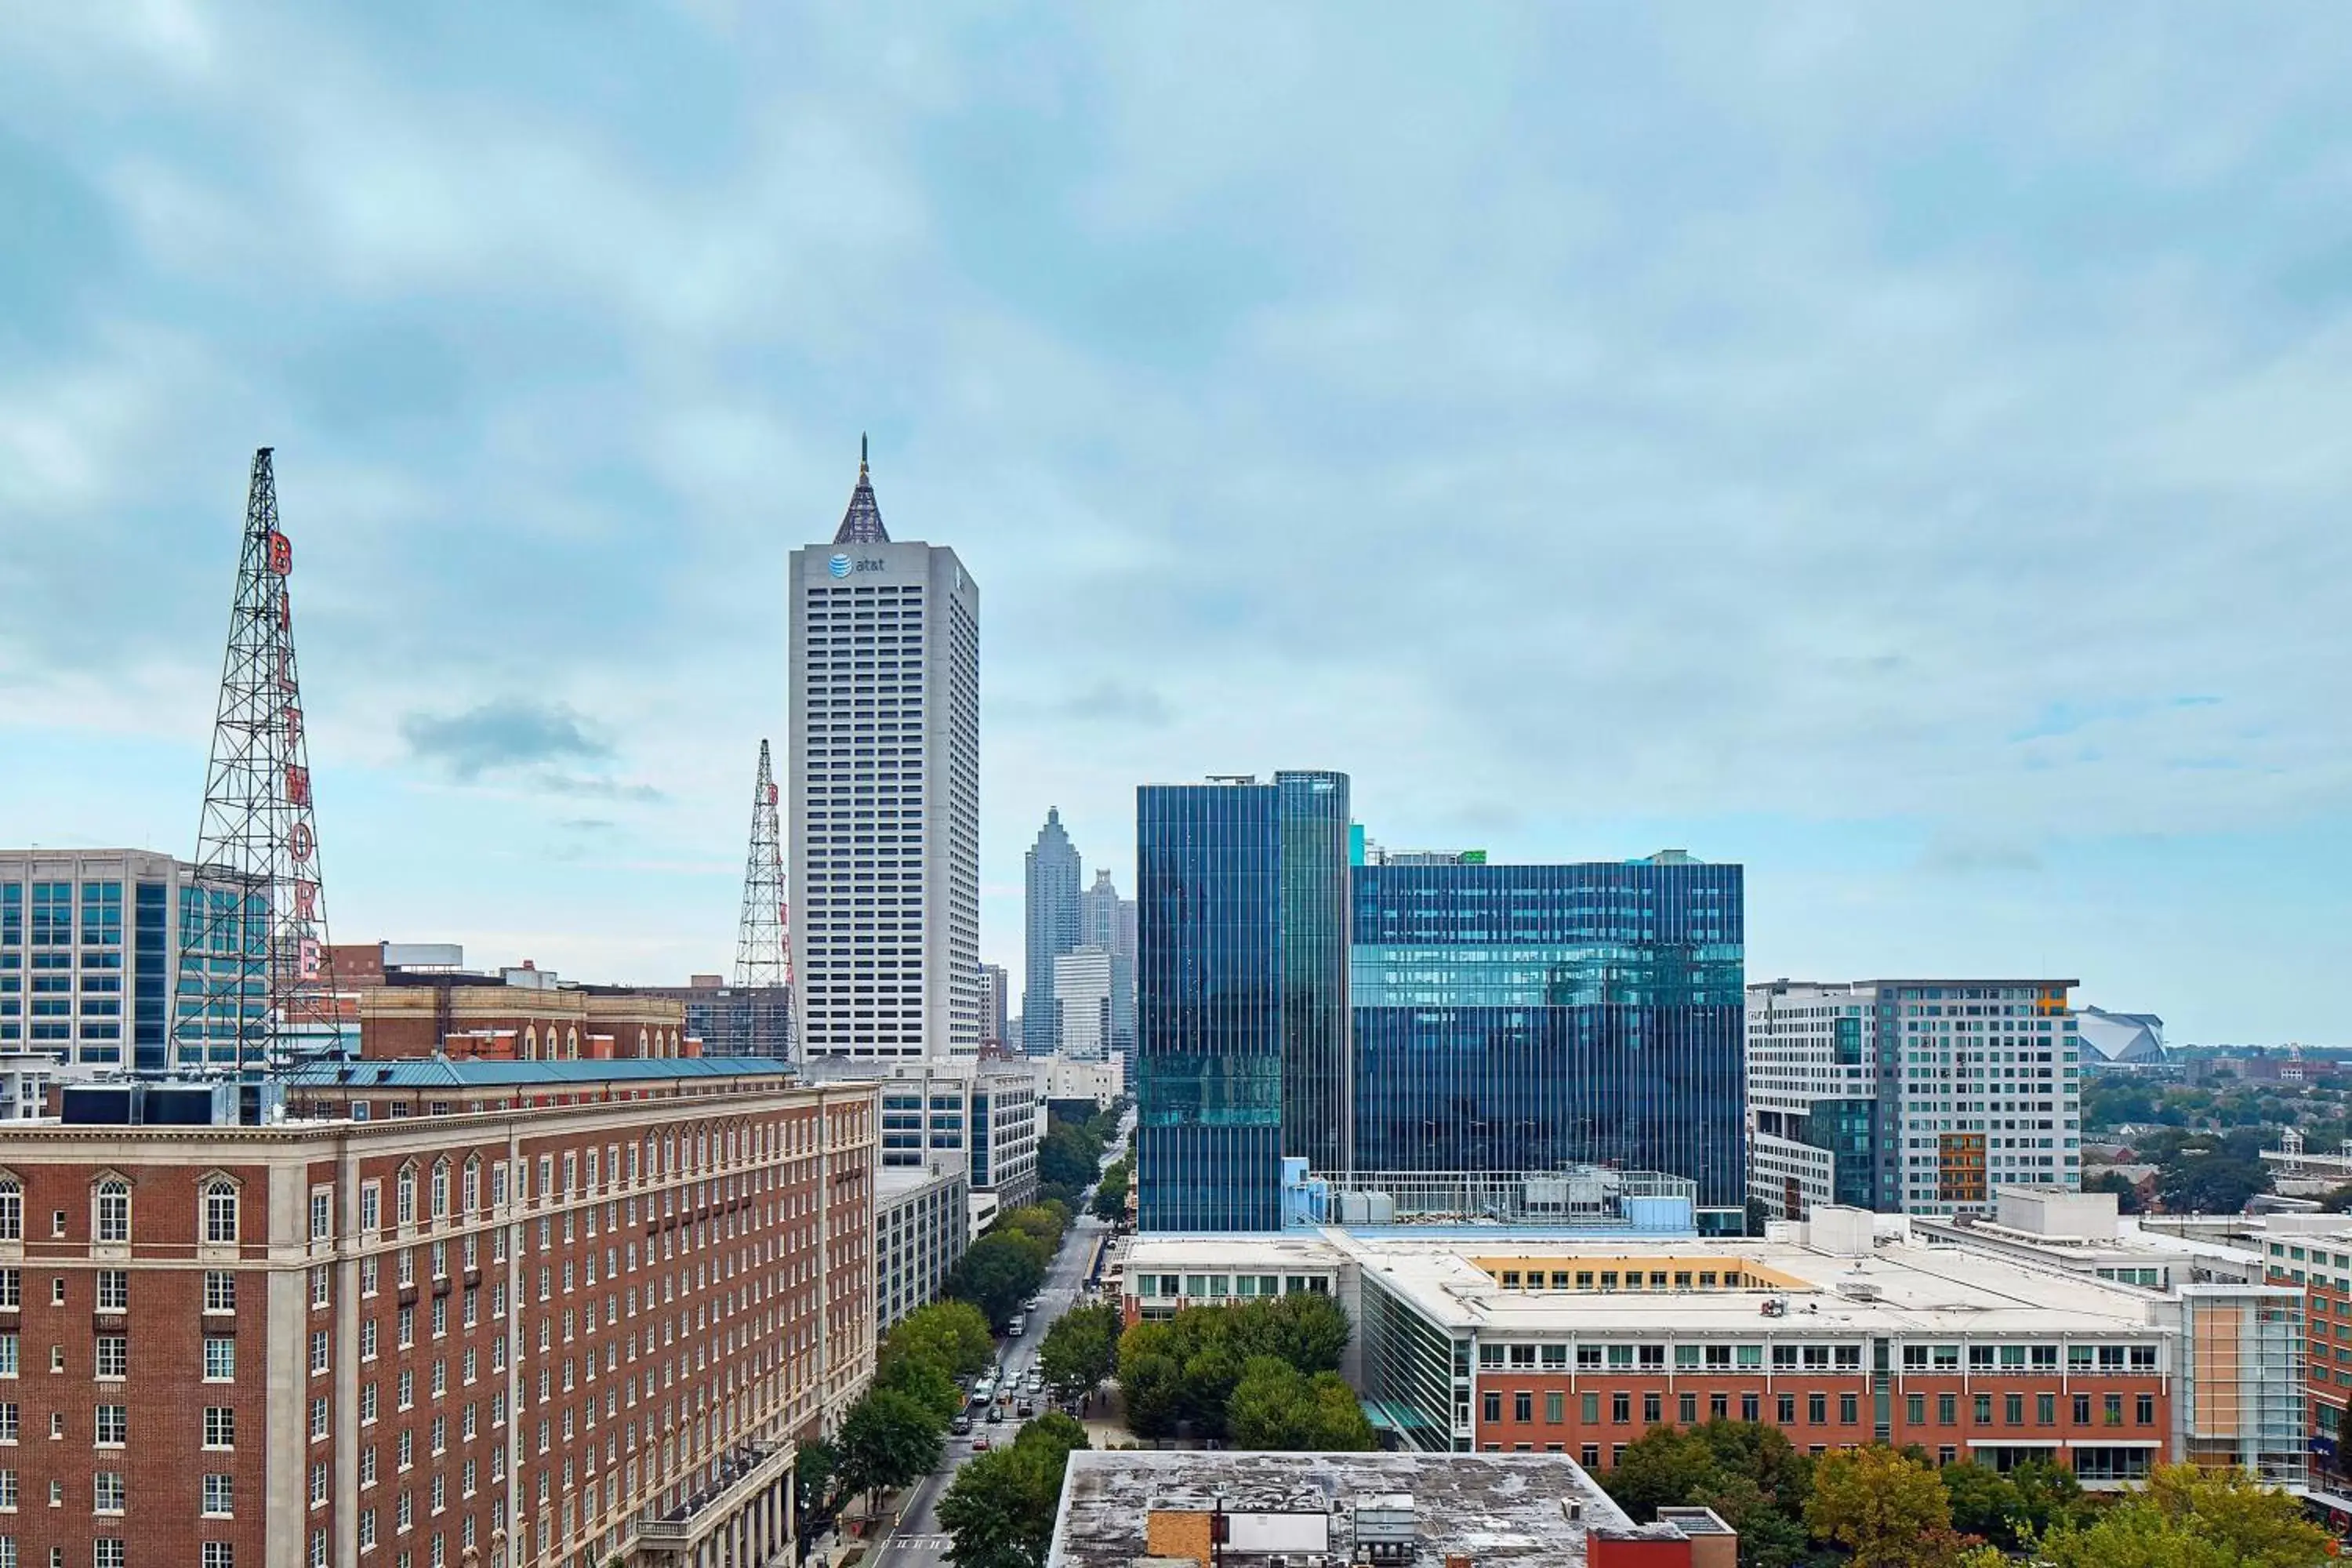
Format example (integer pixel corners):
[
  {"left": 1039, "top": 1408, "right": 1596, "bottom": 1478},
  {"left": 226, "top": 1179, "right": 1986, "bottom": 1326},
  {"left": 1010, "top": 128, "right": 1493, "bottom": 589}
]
[
  {"left": 0, "top": 1058, "right": 880, "bottom": 1568},
  {"left": 1748, "top": 978, "right": 2083, "bottom": 1221},
  {"left": 787, "top": 450, "right": 981, "bottom": 1059},
  {"left": 1078, "top": 869, "right": 1137, "bottom": 1073},
  {"left": 633, "top": 976, "right": 794, "bottom": 1059},
  {"left": 876, "top": 1163, "right": 971, "bottom": 1331},
  {"left": 1022, "top": 810, "right": 1082, "bottom": 1058},
  {"left": 975, "top": 964, "right": 1011, "bottom": 1051},
  {"left": 800, "top": 1056, "right": 1040, "bottom": 1215},
  {"left": 1053, "top": 946, "right": 1113, "bottom": 1063}
]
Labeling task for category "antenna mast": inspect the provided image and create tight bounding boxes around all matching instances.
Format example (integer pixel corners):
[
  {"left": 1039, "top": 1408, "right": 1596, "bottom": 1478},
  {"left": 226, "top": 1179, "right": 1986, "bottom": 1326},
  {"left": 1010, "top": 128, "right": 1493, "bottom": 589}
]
[
  {"left": 731, "top": 739, "right": 800, "bottom": 1056},
  {"left": 176, "top": 448, "right": 340, "bottom": 1076}
]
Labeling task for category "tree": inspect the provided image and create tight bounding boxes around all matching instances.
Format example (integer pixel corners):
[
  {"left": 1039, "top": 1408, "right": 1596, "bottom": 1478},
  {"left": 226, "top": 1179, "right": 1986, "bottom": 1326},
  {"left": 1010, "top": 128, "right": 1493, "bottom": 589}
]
[
  {"left": 1116, "top": 1294, "right": 1353, "bottom": 1440},
  {"left": 2034, "top": 1463, "right": 2333, "bottom": 1568},
  {"left": 1599, "top": 1421, "right": 1816, "bottom": 1568},
  {"left": 793, "top": 1438, "right": 838, "bottom": 1537},
  {"left": 2005, "top": 1456, "right": 2087, "bottom": 1542},
  {"left": 1039, "top": 1304, "right": 1120, "bottom": 1401},
  {"left": 2158, "top": 1149, "right": 2270, "bottom": 1214},
  {"left": 997, "top": 1204, "right": 1069, "bottom": 1253},
  {"left": 1040, "top": 1121, "right": 1105, "bottom": 1194},
  {"left": 880, "top": 1300, "right": 997, "bottom": 1381},
  {"left": 875, "top": 1350, "right": 963, "bottom": 1425},
  {"left": 835, "top": 1388, "right": 945, "bottom": 1512},
  {"left": 1228, "top": 1290, "right": 1352, "bottom": 1372},
  {"left": 2082, "top": 1170, "right": 2146, "bottom": 1215},
  {"left": 1225, "top": 1356, "right": 1374, "bottom": 1450},
  {"left": 946, "top": 1232, "right": 1049, "bottom": 1330},
  {"left": 938, "top": 1412, "right": 1091, "bottom": 1568},
  {"left": 1804, "top": 1446, "right": 1969, "bottom": 1568},
  {"left": 2322, "top": 1181, "right": 2352, "bottom": 1214},
  {"left": 1093, "top": 1158, "right": 1131, "bottom": 1221},
  {"left": 1937, "top": 1461, "right": 2019, "bottom": 1548}
]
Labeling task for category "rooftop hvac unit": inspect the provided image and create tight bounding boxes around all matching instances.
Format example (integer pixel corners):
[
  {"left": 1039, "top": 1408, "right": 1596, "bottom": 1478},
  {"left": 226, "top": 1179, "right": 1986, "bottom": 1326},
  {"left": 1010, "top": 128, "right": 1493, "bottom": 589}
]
[{"left": 1834, "top": 1279, "right": 1884, "bottom": 1303}]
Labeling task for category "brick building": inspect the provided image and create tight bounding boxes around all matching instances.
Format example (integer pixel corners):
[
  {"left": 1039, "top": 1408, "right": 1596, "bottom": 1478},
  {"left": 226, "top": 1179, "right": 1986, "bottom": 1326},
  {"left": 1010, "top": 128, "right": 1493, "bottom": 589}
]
[
  {"left": 328, "top": 952, "right": 693, "bottom": 1065},
  {"left": 1123, "top": 1207, "right": 2304, "bottom": 1486},
  {"left": 0, "top": 1060, "right": 877, "bottom": 1568}
]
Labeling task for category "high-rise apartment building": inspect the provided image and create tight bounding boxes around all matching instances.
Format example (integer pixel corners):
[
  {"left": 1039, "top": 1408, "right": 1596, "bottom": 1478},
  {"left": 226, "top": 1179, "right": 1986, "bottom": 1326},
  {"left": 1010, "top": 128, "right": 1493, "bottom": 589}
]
[
  {"left": 1079, "top": 870, "right": 1138, "bottom": 1072},
  {"left": 787, "top": 450, "right": 980, "bottom": 1059},
  {"left": 0, "top": 1058, "right": 878, "bottom": 1568},
  {"left": 1021, "top": 809, "right": 1081, "bottom": 1057},
  {"left": 1351, "top": 852, "right": 1745, "bottom": 1218},
  {"left": 0, "top": 848, "right": 270, "bottom": 1078},
  {"left": 1746, "top": 978, "right": 2083, "bottom": 1220},
  {"left": 1054, "top": 946, "right": 1113, "bottom": 1062},
  {"left": 1136, "top": 771, "right": 1349, "bottom": 1232}
]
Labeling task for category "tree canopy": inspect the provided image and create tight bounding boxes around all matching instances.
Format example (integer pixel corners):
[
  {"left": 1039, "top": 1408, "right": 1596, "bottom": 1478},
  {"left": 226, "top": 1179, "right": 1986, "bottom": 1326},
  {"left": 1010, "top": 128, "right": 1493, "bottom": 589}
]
[
  {"left": 1804, "top": 1446, "right": 1969, "bottom": 1568},
  {"left": 1038, "top": 1302, "right": 1121, "bottom": 1401},
  {"left": 937, "top": 1412, "right": 1091, "bottom": 1568},
  {"left": 2034, "top": 1463, "right": 2333, "bottom": 1568},
  {"left": 880, "top": 1301, "right": 997, "bottom": 1381},
  {"left": 1117, "top": 1292, "right": 1353, "bottom": 1441},
  {"left": 946, "top": 1232, "right": 1051, "bottom": 1330},
  {"left": 1225, "top": 1356, "right": 1375, "bottom": 1450},
  {"left": 1602, "top": 1421, "right": 1816, "bottom": 1568},
  {"left": 836, "top": 1388, "right": 944, "bottom": 1508},
  {"left": 1092, "top": 1156, "right": 1131, "bottom": 1221}
]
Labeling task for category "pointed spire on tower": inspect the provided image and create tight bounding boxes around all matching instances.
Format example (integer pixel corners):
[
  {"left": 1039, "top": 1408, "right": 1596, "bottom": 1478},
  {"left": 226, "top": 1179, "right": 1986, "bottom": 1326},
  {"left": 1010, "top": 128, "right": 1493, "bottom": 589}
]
[{"left": 833, "top": 434, "right": 890, "bottom": 545}]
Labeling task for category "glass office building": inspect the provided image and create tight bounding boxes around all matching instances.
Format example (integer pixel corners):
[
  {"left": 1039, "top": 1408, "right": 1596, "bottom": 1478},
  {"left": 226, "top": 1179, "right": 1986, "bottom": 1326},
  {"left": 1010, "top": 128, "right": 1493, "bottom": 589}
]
[
  {"left": 1137, "top": 771, "right": 1352, "bottom": 1232},
  {"left": 1350, "top": 854, "right": 1746, "bottom": 1213}
]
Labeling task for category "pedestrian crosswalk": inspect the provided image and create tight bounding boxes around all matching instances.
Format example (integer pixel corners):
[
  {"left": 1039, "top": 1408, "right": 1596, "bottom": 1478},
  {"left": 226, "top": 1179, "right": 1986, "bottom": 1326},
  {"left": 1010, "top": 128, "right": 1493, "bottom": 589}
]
[{"left": 877, "top": 1534, "right": 951, "bottom": 1552}]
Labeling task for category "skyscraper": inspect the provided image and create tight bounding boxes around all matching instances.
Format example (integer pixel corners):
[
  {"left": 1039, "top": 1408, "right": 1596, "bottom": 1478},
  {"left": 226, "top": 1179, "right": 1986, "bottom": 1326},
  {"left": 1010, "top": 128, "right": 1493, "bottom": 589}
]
[
  {"left": 1136, "top": 770, "right": 1351, "bottom": 1232},
  {"left": 1022, "top": 807, "right": 1082, "bottom": 1056},
  {"left": 1350, "top": 850, "right": 1746, "bottom": 1219},
  {"left": 1054, "top": 945, "right": 1114, "bottom": 1062},
  {"left": 788, "top": 444, "right": 981, "bottom": 1058},
  {"left": 976, "top": 961, "right": 1011, "bottom": 1050},
  {"left": 1747, "top": 977, "right": 2082, "bottom": 1220},
  {"left": 1080, "top": 868, "right": 1138, "bottom": 1071}
]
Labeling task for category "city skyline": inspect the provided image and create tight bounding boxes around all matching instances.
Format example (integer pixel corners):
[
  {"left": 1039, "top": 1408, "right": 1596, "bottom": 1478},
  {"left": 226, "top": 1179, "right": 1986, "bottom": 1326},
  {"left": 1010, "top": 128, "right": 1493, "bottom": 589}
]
[{"left": 9, "top": 8, "right": 2352, "bottom": 1042}]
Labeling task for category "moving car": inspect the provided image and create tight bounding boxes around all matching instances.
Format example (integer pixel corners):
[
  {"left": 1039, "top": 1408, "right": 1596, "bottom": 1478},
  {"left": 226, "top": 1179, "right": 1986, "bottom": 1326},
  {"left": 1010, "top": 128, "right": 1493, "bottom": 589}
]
[
  {"left": 971, "top": 1436, "right": 991, "bottom": 1452},
  {"left": 950, "top": 1415, "right": 972, "bottom": 1436},
  {"left": 1016, "top": 1401, "right": 1034, "bottom": 1417},
  {"left": 985, "top": 1406, "right": 1004, "bottom": 1424}
]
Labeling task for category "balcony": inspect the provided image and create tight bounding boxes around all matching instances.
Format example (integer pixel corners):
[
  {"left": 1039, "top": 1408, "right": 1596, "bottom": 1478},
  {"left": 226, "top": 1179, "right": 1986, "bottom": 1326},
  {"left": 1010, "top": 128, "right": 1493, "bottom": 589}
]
[{"left": 634, "top": 1439, "right": 794, "bottom": 1553}]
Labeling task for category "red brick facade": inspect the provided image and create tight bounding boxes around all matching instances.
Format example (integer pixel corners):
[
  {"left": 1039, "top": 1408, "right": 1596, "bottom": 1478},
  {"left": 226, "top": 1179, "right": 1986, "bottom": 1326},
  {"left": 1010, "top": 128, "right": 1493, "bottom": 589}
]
[{"left": 0, "top": 1077, "right": 876, "bottom": 1568}]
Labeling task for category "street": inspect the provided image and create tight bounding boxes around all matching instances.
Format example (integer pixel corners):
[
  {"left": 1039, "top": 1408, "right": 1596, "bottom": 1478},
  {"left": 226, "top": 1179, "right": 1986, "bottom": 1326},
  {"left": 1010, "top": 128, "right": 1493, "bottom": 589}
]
[{"left": 866, "top": 1121, "right": 1127, "bottom": 1568}]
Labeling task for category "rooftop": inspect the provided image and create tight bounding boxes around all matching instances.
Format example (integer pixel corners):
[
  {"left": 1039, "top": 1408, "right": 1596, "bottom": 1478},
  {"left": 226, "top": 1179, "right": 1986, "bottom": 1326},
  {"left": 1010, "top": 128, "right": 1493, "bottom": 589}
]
[
  {"left": 284, "top": 1055, "right": 798, "bottom": 1088},
  {"left": 1047, "top": 1450, "right": 1635, "bottom": 1568}
]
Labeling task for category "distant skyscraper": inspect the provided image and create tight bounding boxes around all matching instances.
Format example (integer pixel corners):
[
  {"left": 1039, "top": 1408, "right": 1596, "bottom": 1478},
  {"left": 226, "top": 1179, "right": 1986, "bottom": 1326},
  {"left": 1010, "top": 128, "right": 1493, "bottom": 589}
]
[
  {"left": 1080, "top": 869, "right": 1138, "bottom": 1073},
  {"left": 1351, "top": 850, "right": 1745, "bottom": 1219},
  {"left": 977, "top": 962, "right": 1011, "bottom": 1050},
  {"left": 1748, "top": 978, "right": 2082, "bottom": 1221},
  {"left": 1054, "top": 946, "right": 1114, "bottom": 1062},
  {"left": 788, "top": 442, "right": 981, "bottom": 1058},
  {"left": 1136, "top": 770, "right": 1351, "bottom": 1232},
  {"left": 1022, "top": 808, "right": 1082, "bottom": 1057}
]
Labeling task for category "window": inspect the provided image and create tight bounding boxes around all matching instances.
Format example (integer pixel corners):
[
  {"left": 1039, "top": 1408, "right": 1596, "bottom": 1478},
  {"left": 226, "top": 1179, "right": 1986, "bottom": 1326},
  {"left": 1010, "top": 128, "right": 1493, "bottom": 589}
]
[
  {"left": 93, "top": 1338, "right": 125, "bottom": 1380},
  {"left": 1482, "top": 1391, "right": 1501, "bottom": 1424},
  {"left": 93, "top": 1182, "right": 128, "bottom": 1244},
  {"left": 1545, "top": 1392, "right": 1564, "bottom": 1425},
  {"left": 310, "top": 1398, "right": 328, "bottom": 1440},
  {"left": 1808, "top": 1393, "right": 1827, "bottom": 1425},
  {"left": 1513, "top": 1391, "right": 1532, "bottom": 1423},
  {"left": 396, "top": 1167, "right": 416, "bottom": 1228},
  {"left": 203, "top": 1272, "right": 234, "bottom": 1313},
  {"left": 1581, "top": 1392, "right": 1599, "bottom": 1423},
  {"left": 2137, "top": 1394, "right": 2155, "bottom": 1425},
  {"left": 202, "top": 1406, "right": 235, "bottom": 1449},
  {"left": 1612, "top": 1392, "right": 1631, "bottom": 1425},
  {"left": 93, "top": 1542, "right": 122, "bottom": 1568},
  {"left": 1777, "top": 1394, "right": 1795, "bottom": 1424},
  {"left": 94, "top": 1406, "right": 125, "bottom": 1446},
  {"left": 2074, "top": 1394, "right": 2092, "bottom": 1425},
  {"left": 201, "top": 1475, "right": 232, "bottom": 1516},
  {"left": 1975, "top": 1395, "right": 1994, "bottom": 1425},
  {"left": 203, "top": 1182, "right": 238, "bottom": 1245},
  {"left": 0, "top": 1181, "right": 18, "bottom": 1243},
  {"left": 1907, "top": 1394, "right": 1926, "bottom": 1425},
  {"left": 309, "top": 1330, "right": 328, "bottom": 1375},
  {"left": 1679, "top": 1392, "right": 1697, "bottom": 1425},
  {"left": 92, "top": 1473, "right": 122, "bottom": 1513},
  {"left": 202, "top": 1546, "right": 232, "bottom": 1568}
]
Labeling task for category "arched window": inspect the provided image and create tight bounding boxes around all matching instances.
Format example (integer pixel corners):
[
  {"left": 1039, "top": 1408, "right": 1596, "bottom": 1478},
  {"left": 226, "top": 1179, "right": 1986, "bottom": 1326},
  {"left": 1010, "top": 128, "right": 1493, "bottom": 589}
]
[
  {"left": 202, "top": 1178, "right": 238, "bottom": 1245},
  {"left": 395, "top": 1164, "right": 417, "bottom": 1227},
  {"left": 0, "top": 1175, "right": 20, "bottom": 1241},
  {"left": 94, "top": 1178, "right": 130, "bottom": 1243},
  {"left": 462, "top": 1157, "right": 481, "bottom": 1216},
  {"left": 430, "top": 1160, "right": 450, "bottom": 1221},
  {"left": 636, "top": 1030, "right": 648, "bottom": 1059},
  {"left": 523, "top": 1027, "right": 538, "bottom": 1062},
  {"left": 564, "top": 1029, "right": 578, "bottom": 1060}
]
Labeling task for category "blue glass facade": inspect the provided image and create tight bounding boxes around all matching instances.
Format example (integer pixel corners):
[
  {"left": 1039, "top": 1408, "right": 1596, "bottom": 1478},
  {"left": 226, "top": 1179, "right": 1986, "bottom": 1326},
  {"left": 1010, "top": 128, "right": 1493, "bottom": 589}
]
[
  {"left": 1137, "top": 782, "right": 1286, "bottom": 1232},
  {"left": 1278, "top": 771, "right": 1352, "bottom": 1178},
  {"left": 1351, "top": 858, "right": 1746, "bottom": 1210}
]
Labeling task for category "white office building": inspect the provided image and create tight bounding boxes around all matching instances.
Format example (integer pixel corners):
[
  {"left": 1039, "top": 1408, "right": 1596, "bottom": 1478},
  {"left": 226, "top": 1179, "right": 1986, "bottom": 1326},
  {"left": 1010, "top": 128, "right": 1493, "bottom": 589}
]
[
  {"left": 1748, "top": 978, "right": 2084, "bottom": 1221},
  {"left": 1054, "top": 944, "right": 1114, "bottom": 1062},
  {"left": 789, "top": 448, "right": 982, "bottom": 1058}
]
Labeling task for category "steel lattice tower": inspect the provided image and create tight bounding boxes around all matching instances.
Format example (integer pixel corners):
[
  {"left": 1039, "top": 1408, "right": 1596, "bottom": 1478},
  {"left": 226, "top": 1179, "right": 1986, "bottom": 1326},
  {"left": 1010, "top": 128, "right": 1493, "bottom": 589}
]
[
  {"left": 174, "top": 448, "right": 339, "bottom": 1076},
  {"left": 732, "top": 739, "right": 789, "bottom": 988}
]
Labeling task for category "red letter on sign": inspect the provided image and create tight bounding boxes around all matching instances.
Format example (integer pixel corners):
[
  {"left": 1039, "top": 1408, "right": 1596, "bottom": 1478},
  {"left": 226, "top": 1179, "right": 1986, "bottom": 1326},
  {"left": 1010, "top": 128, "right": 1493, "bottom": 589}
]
[
  {"left": 283, "top": 706, "right": 303, "bottom": 746},
  {"left": 285, "top": 765, "right": 311, "bottom": 808},
  {"left": 267, "top": 532, "right": 293, "bottom": 575},
  {"left": 289, "top": 822, "right": 314, "bottom": 862},
  {"left": 292, "top": 880, "right": 318, "bottom": 920},
  {"left": 298, "top": 938, "right": 321, "bottom": 980}
]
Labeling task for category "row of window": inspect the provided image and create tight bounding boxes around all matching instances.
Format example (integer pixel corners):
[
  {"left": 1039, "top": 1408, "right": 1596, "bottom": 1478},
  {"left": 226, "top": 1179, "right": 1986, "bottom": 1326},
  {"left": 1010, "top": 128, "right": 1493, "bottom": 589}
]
[
  {"left": 1484, "top": 1387, "right": 2159, "bottom": 1429},
  {"left": 1468, "top": 1340, "right": 2160, "bottom": 1374}
]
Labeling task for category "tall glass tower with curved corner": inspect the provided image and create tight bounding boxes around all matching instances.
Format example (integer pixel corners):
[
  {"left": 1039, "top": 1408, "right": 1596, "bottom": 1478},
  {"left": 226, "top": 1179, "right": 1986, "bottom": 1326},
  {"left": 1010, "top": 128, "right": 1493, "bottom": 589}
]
[
  {"left": 1021, "top": 808, "right": 1082, "bottom": 1057},
  {"left": 1136, "top": 770, "right": 1351, "bottom": 1232}
]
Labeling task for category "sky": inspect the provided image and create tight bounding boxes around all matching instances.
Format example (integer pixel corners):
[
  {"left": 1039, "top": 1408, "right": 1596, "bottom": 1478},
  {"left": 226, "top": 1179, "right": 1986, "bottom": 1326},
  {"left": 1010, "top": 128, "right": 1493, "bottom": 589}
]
[{"left": 5, "top": 4, "right": 2352, "bottom": 1044}]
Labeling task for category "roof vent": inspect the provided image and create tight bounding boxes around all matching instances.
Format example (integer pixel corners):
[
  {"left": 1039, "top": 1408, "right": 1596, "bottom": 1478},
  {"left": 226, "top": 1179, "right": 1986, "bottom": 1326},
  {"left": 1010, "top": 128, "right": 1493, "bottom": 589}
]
[{"left": 1835, "top": 1279, "right": 1883, "bottom": 1303}]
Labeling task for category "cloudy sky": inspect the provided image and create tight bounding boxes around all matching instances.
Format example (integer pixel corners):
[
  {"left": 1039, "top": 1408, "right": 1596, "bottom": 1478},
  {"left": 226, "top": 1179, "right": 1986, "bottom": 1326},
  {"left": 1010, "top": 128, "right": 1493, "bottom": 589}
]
[{"left": 5, "top": 3, "right": 2350, "bottom": 1043}]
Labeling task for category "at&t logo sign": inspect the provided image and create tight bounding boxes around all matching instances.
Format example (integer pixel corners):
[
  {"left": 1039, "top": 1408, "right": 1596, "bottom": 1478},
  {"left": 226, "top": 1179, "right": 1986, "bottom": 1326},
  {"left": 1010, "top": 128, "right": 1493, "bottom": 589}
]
[
  {"left": 827, "top": 554, "right": 852, "bottom": 578},
  {"left": 827, "top": 554, "right": 886, "bottom": 578}
]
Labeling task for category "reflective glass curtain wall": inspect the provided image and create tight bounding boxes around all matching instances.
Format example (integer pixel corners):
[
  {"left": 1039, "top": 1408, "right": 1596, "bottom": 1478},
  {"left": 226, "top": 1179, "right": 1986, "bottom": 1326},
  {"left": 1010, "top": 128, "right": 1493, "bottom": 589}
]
[
  {"left": 1351, "top": 859, "right": 1746, "bottom": 1209},
  {"left": 1277, "top": 771, "right": 1352, "bottom": 1178},
  {"left": 1137, "top": 782, "right": 1284, "bottom": 1232}
]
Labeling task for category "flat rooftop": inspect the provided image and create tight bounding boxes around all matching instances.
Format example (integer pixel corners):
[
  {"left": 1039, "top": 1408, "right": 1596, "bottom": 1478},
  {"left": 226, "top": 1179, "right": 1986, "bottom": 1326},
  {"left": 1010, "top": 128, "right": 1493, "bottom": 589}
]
[
  {"left": 1126, "top": 1225, "right": 2172, "bottom": 1337},
  {"left": 1047, "top": 1450, "right": 1634, "bottom": 1568}
]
